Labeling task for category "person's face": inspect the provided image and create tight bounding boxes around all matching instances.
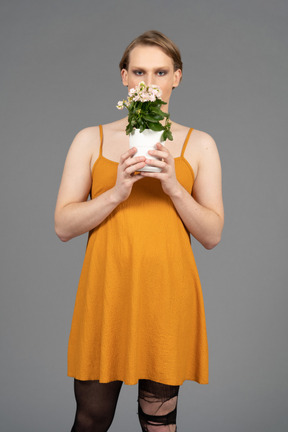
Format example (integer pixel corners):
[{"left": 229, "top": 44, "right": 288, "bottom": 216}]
[{"left": 121, "top": 45, "right": 182, "bottom": 111}]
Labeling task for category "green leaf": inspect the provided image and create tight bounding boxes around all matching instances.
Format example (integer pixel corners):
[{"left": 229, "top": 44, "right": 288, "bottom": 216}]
[
  {"left": 148, "top": 113, "right": 163, "bottom": 121},
  {"left": 147, "top": 122, "right": 164, "bottom": 131},
  {"left": 150, "top": 107, "right": 166, "bottom": 117},
  {"left": 126, "top": 124, "right": 133, "bottom": 135},
  {"left": 142, "top": 114, "right": 159, "bottom": 123},
  {"left": 166, "top": 130, "right": 173, "bottom": 141}
]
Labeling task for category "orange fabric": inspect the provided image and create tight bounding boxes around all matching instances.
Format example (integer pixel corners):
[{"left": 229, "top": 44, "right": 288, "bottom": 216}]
[{"left": 68, "top": 125, "right": 209, "bottom": 385}]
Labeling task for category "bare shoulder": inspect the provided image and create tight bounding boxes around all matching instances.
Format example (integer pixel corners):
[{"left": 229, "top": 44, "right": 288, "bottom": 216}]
[
  {"left": 191, "top": 129, "right": 220, "bottom": 178},
  {"left": 93, "top": 117, "right": 130, "bottom": 163},
  {"left": 189, "top": 129, "right": 219, "bottom": 162},
  {"left": 55, "top": 126, "right": 102, "bottom": 212},
  {"left": 70, "top": 125, "right": 101, "bottom": 155},
  {"left": 65, "top": 125, "right": 104, "bottom": 173},
  {"left": 171, "top": 122, "right": 219, "bottom": 177},
  {"left": 191, "top": 129, "right": 217, "bottom": 149}
]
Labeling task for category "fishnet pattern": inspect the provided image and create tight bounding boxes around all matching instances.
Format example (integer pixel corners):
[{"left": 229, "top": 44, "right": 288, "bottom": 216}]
[
  {"left": 138, "top": 379, "right": 180, "bottom": 432},
  {"left": 70, "top": 378, "right": 180, "bottom": 432}
]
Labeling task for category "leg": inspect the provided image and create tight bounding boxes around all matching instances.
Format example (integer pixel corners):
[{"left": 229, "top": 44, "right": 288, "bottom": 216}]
[
  {"left": 71, "top": 379, "right": 123, "bottom": 432},
  {"left": 138, "top": 379, "right": 180, "bottom": 432}
]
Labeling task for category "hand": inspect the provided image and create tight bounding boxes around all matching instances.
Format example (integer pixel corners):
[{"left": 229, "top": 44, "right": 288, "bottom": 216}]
[
  {"left": 112, "top": 147, "right": 146, "bottom": 202},
  {"left": 140, "top": 142, "right": 181, "bottom": 197}
]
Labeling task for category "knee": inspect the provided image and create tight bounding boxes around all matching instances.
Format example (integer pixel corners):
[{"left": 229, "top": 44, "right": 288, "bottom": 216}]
[
  {"left": 73, "top": 407, "right": 114, "bottom": 432},
  {"left": 137, "top": 380, "right": 179, "bottom": 432},
  {"left": 138, "top": 399, "right": 178, "bottom": 432}
]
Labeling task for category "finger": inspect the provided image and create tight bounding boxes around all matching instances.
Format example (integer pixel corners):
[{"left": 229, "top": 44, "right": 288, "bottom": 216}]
[
  {"left": 120, "top": 147, "right": 141, "bottom": 164},
  {"left": 125, "top": 160, "right": 147, "bottom": 175},
  {"left": 140, "top": 171, "right": 162, "bottom": 179},
  {"left": 155, "top": 142, "right": 169, "bottom": 151},
  {"left": 122, "top": 155, "right": 146, "bottom": 172},
  {"left": 148, "top": 149, "right": 169, "bottom": 160},
  {"left": 145, "top": 158, "right": 166, "bottom": 169},
  {"left": 131, "top": 173, "right": 145, "bottom": 183}
]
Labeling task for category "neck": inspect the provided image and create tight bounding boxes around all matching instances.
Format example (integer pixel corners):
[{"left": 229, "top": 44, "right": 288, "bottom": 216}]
[{"left": 161, "top": 102, "right": 170, "bottom": 114}]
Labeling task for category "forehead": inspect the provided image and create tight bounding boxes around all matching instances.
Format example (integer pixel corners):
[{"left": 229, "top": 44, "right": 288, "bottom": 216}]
[{"left": 128, "top": 45, "right": 173, "bottom": 68}]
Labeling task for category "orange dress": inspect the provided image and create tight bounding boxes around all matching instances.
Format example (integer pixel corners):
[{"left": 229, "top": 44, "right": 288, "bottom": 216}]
[{"left": 68, "top": 125, "right": 209, "bottom": 385}]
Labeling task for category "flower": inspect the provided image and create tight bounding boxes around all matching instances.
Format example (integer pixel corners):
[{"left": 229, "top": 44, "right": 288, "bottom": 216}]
[
  {"left": 128, "top": 88, "right": 136, "bottom": 96},
  {"left": 116, "top": 100, "right": 124, "bottom": 110},
  {"left": 116, "top": 81, "right": 173, "bottom": 141}
]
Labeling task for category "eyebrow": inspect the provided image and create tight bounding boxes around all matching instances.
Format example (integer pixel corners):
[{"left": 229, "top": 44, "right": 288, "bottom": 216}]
[{"left": 130, "top": 66, "right": 169, "bottom": 70}]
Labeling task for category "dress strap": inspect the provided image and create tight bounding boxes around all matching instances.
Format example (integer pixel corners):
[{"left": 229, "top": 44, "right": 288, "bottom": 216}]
[
  {"left": 180, "top": 128, "right": 194, "bottom": 157},
  {"left": 98, "top": 124, "right": 103, "bottom": 156}
]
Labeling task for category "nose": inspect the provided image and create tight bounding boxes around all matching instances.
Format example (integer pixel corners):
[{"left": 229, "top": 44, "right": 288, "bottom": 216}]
[{"left": 146, "top": 74, "right": 153, "bottom": 86}]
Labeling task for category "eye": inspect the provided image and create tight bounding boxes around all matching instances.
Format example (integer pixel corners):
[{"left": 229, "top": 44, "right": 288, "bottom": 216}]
[
  {"left": 133, "top": 70, "right": 143, "bottom": 76},
  {"left": 157, "top": 71, "right": 167, "bottom": 76}
]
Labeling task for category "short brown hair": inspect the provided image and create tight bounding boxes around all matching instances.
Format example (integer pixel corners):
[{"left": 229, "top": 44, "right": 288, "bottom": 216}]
[{"left": 119, "top": 30, "right": 183, "bottom": 78}]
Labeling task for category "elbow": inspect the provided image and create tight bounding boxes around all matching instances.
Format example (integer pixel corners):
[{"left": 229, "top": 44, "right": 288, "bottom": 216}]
[
  {"left": 203, "top": 233, "right": 222, "bottom": 250},
  {"left": 55, "top": 225, "right": 70, "bottom": 242},
  {"left": 57, "top": 233, "right": 70, "bottom": 243},
  {"left": 203, "top": 217, "right": 224, "bottom": 250},
  {"left": 54, "top": 217, "right": 71, "bottom": 243},
  {"left": 203, "top": 241, "right": 218, "bottom": 250}
]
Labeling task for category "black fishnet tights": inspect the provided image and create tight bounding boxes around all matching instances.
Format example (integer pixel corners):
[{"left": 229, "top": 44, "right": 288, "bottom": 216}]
[
  {"left": 138, "top": 379, "right": 179, "bottom": 432},
  {"left": 70, "top": 378, "right": 179, "bottom": 432}
]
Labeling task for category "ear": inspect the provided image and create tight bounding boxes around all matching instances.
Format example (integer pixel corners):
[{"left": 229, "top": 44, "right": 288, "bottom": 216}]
[
  {"left": 121, "top": 69, "right": 128, "bottom": 87},
  {"left": 172, "top": 69, "right": 182, "bottom": 89}
]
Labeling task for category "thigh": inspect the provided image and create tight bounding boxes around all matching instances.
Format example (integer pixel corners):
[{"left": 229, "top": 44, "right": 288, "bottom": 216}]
[{"left": 74, "top": 379, "right": 123, "bottom": 413}]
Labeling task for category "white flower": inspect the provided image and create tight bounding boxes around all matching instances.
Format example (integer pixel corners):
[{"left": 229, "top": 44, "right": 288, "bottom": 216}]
[
  {"left": 116, "top": 100, "right": 124, "bottom": 110},
  {"left": 128, "top": 88, "right": 136, "bottom": 97},
  {"left": 117, "top": 82, "right": 164, "bottom": 107},
  {"left": 139, "top": 92, "right": 148, "bottom": 102},
  {"left": 126, "top": 82, "right": 162, "bottom": 103},
  {"left": 151, "top": 85, "right": 162, "bottom": 98}
]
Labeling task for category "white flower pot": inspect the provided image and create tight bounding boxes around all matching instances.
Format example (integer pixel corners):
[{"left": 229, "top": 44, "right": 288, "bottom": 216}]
[{"left": 129, "top": 128, "right": 166, "bottom": 172}]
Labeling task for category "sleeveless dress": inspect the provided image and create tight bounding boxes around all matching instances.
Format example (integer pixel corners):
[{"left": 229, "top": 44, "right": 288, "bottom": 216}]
[{"left": 67, "top": 125, "right": 209, "bottom": 385}]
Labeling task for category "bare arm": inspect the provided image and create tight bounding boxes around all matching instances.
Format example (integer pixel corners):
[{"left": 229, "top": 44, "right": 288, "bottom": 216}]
[
  {"left": 54, "top": 127, "right": 146, "bottom": 242},
  {"left": 140, "top": 133, "right": 224, "bottom": 249}
]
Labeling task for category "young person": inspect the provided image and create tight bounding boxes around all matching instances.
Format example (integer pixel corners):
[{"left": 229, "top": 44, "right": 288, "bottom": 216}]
[{"left": 55, "top": 30, "right": 224, "bottom": 432}]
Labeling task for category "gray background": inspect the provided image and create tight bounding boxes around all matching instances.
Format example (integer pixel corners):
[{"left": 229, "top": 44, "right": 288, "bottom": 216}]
[{"left": 1, "top": 0, "right": 287, "bottom": 431}]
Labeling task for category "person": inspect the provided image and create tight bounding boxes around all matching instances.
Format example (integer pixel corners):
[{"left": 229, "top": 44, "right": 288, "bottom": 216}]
[{"left": 54, "top": 30, "right": 224, "bottom": 432}]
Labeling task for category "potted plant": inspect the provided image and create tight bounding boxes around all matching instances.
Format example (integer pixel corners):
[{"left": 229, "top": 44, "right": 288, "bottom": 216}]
[{"left": 116, "top": 81, "right": 173, "bottom": 172}]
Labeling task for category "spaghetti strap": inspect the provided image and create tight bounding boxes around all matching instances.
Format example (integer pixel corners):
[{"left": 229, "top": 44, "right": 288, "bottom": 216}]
[
  {"left": 181, "top": 128, "right": 194, "bottom": 157},
  {"left": 98, "top": 124, "right": 103, "bottom": 156}
]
